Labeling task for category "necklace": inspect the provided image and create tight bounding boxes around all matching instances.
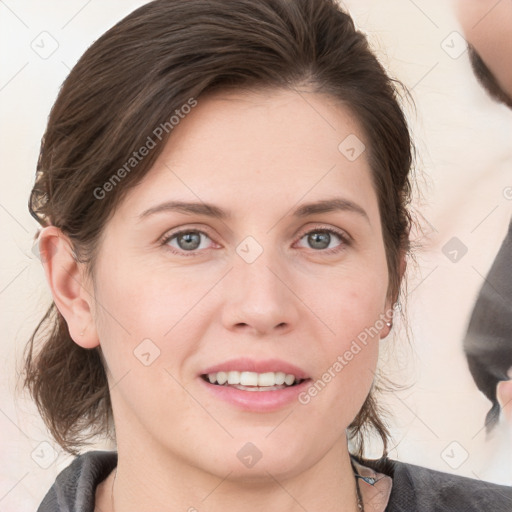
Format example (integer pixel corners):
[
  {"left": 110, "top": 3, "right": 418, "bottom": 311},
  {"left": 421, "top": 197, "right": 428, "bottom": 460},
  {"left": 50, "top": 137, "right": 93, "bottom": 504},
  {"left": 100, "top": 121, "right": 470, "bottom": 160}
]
[
  {"left": 355, "top": 473, "right": 364, "bottom": 511},
  {"left": 110, "top": 467, "right": 365, "bottom": 512},
  {"left": 351, "top": 460, "right": 365, "bottom": 512},
  {"left": 111, "top": 468, "right": 117, "bottom": 512}
]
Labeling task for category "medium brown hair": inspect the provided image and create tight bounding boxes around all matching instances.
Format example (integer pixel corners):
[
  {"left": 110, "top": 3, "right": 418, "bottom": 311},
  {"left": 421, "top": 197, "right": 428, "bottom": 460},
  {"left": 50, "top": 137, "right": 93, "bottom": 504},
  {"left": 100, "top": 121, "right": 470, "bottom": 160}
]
[{"left": 24, "top": 0, "right": 414, "bottom": 456}]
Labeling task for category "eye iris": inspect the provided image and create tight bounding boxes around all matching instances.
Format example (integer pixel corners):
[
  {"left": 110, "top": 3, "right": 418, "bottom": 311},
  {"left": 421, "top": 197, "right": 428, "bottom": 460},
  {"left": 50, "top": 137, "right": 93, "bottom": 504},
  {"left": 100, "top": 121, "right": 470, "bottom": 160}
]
[
  {"left": 178, "top": 232, "right": 201, "bottom": 250},
  {"left": 309, "top": 231, "right": 330, "bottom": 250}
]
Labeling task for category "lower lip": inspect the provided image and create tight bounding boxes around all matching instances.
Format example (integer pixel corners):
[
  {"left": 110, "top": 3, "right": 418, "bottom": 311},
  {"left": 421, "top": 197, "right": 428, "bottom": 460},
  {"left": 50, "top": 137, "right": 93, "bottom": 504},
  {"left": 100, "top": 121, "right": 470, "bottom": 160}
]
[{"left": 198, "top": 376, "right": 312, "bottom": 412}]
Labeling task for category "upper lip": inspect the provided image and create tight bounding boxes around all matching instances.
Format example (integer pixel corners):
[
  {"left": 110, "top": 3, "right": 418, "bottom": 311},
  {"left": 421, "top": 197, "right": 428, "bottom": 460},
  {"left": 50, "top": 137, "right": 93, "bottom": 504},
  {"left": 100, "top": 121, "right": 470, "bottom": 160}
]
[{"left": 200, "top": 358, "right": 310, "bottom": 380}]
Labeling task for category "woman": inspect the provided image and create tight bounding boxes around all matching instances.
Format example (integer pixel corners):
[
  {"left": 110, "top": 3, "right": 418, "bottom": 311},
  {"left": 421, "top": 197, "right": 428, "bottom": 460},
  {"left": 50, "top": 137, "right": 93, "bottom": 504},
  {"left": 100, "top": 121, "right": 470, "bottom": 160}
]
[{"left": 23, "top": 0, "right": 512, "bottom": 511}]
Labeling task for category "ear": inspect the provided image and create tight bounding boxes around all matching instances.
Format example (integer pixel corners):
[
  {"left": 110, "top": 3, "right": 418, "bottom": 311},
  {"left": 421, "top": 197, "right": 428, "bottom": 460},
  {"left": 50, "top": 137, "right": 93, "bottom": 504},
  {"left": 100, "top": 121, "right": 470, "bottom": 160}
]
[
  {"left": 497, "top": 368, "right": 512, "bottom": 424},
  {"left": 497, "top": 380, "right": 512, "bottom": 424},
  {"left": 381, "top": 249, "right": 407, "bottom": 339},
  {"left": 36, "top": 226, "right": 99, "bottom": 348}
]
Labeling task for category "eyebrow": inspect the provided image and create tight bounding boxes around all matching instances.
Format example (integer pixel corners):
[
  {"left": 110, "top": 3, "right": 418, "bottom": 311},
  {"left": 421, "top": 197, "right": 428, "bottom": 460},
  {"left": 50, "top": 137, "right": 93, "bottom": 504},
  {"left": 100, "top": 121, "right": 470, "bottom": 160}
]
[{"left": 138, "top": 197, "right": 369, "bottom": 222}]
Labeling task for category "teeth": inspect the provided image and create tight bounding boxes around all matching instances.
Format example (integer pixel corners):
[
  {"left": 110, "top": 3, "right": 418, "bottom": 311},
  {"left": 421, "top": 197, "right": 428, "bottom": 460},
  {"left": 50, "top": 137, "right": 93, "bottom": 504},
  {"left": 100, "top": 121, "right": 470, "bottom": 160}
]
[
  {"left": 274, "top": 372, "right": 286, "bottom": 385},
  {"left": 204, "top": 371, "right": 304, "bottom": 387},
  {"left": 257, "top": 372, "right": 276, "bottom": 386},
  {"left": 240, "top": 371, "right": 258, "bottom": 386},
  {"left": 227, "top": 371, "right": 239, "bottom": 385}
]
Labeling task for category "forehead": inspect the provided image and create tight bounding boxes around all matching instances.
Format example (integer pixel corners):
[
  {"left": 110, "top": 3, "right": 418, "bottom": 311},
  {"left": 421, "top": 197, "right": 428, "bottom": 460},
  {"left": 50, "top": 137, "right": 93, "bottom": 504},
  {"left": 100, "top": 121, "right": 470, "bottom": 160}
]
[
  {"left": 114, "top": 88, "right": 380, "bottom": 225},
  {"left": 456, "top": 0, "right": 512, "bottom": 93},
  {"left": 456, "top": 0, "right": 512, "bottom": 34}
]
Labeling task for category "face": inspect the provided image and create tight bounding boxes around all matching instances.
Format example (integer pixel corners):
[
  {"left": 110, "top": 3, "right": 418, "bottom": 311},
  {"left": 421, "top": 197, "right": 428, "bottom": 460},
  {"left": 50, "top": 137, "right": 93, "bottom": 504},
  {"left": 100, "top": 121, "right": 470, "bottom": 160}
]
[
  {"left": 85, "top": 88, "right": 392, "bottom": 479},
  {"left": 456, "top": 0, "right": 512, "bottom": 98}
]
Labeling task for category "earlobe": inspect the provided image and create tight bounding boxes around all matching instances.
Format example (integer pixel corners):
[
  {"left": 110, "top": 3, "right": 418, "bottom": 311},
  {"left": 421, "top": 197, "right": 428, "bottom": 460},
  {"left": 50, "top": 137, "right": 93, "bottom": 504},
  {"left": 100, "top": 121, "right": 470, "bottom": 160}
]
[
  {"left": 37, "top": 226, "right": 99, "bottom": 349},
  {"left": 380, "top": 317, "right": 393, "bottom": 339}
]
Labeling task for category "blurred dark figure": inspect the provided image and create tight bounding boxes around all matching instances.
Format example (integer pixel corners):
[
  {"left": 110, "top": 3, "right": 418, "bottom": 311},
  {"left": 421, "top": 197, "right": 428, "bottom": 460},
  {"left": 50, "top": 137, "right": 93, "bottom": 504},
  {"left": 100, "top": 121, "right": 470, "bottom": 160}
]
[{"left": 456, "top": 0, "right": 512, "bottom": 429}]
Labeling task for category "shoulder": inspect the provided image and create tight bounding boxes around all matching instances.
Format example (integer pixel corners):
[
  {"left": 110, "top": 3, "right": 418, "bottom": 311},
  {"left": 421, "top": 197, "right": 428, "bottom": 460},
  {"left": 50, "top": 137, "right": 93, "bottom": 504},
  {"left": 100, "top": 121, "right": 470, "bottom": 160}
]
[
  {"left": 37, "top": 450, "right": 117, "bottom": 512},
  {"left": 359, "top": 456, "right": 512, "bottom": 512}
]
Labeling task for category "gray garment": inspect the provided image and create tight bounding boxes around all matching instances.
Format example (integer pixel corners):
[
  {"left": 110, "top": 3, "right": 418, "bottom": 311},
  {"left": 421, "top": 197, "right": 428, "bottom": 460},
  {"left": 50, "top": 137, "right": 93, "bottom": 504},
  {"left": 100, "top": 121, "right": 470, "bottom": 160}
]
[
  {"left": 464, "top": 219, "right": 512, "bottom": 430},
  {"left": 37, "top": 450, "right": 512, "bottom": 511}
]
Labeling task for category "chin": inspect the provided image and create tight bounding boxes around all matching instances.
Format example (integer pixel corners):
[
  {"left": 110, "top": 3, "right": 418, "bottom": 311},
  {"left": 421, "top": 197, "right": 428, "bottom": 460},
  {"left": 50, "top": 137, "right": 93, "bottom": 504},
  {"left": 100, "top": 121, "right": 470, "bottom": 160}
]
[{"left": 202, "top": 438, "right": 311, "bottom": 481}]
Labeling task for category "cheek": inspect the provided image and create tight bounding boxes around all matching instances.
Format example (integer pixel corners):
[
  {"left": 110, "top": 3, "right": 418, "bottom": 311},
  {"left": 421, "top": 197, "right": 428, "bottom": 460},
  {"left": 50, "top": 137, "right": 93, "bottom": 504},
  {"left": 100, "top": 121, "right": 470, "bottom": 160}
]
[
  {"left": 306, "top": 258, "right": 388, "bottom": 343},
  {"left": 92, "top": 261, "right": 203, "bottom": 433},
  {"left": 94, "top": 252, "right": 204, "bottom": 340},
  {"left": 91, "top": 255, "right": 196, "bottom": 384},
  {"left": 297, "top": 261, "right": 387, "bottom": 405}
]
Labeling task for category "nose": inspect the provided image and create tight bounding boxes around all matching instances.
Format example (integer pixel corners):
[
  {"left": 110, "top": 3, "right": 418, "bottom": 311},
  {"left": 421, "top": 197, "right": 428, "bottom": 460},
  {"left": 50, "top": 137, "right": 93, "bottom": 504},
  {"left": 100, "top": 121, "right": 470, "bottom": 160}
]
[{"left": 220, "top": 245, "right": 300, "bottom": 336}]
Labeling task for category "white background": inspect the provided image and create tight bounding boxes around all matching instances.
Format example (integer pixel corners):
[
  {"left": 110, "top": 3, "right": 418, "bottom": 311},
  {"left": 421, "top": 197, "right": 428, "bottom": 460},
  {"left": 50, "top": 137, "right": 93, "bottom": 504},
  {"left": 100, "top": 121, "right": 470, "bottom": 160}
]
[{"left": 1, "top": 0, "right": 511, "bottom": 510}]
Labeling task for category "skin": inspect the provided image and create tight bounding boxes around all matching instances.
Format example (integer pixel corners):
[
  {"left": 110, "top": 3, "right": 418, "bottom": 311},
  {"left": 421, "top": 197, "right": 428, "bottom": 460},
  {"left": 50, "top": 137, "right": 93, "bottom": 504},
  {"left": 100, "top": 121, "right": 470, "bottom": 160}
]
[
  {"left": 39, "top": 88, "right": 398, "bottom": 512},
  {"left": 455, "top": 0, "right": 512, "bottom": 422},
  {"left": 455, "top": 0, "right": 512, "bottom": 99},
  {"left": 497, "top": 369, "right": 512, "bottom": 423}
]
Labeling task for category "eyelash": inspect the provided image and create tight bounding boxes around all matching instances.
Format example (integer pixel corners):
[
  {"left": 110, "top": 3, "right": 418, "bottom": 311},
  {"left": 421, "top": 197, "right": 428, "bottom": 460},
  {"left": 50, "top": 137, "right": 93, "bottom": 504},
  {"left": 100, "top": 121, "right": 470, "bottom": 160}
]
[{"left": 159, "top": 225, "right": 351, "bottom": 257}]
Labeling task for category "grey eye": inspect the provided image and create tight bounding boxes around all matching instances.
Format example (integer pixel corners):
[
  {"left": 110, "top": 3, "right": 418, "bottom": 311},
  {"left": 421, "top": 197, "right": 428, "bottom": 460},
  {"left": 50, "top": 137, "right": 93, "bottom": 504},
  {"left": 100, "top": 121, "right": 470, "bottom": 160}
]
[
  {"left": 307, "top": 231, "right": 332, "bottom": 250},
  {"left": 166, "top": 231, "right": 211, "bottom": 252},
  {"left": 177, "top": 232, "right": 202, "bottom": 250}
]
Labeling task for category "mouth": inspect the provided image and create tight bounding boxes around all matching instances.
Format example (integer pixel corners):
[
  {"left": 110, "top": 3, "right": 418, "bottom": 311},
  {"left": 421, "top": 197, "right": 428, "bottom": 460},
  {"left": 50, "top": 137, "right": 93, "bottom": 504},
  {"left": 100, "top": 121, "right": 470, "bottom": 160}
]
[
  {"left": 197, "top": 358, "right": 312, "bottom": 410},
  {"left": 200, "top": 372, "right": 311, "bottom": 391},
  {"left": 198, "top": 371, "right": 313, "bottom": 412}
]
